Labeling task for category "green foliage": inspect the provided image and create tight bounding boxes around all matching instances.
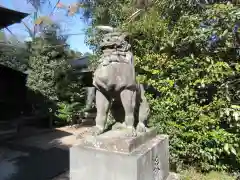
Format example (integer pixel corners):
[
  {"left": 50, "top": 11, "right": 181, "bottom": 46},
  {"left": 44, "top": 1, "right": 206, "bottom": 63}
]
[
  {"left": 0, "top": 31, "right": 29, "bottom": 72},
  {"left": 180, "top": 168, "right": 236, "bottom": 180},
  {"left": 55, "top": 101, "right": 84, "bottom": 126},
  {"left": 27, "top": 24, "right": 85, "bottom": 125},
  {"left": 55, "top": 64, "right": 86, "bottom": 125},
  {"left": 134, "top": 3, "right": 240, "bottom": 172},
  {"left": 27, "top": 25, "right": 68, "bottom": 101},
  {"left": 84, "top": 0, "right": 240, "bottom": 173}
]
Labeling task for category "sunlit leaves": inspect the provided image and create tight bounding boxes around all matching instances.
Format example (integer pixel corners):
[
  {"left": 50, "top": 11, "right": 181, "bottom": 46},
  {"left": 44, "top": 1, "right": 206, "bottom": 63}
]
[{"left": 27, "top": 25, "right": 69, "bottom": 101}]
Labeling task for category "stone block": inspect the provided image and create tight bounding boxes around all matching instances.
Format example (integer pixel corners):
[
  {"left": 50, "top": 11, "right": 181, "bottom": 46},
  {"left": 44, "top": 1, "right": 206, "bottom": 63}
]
[
  {"left": 81, "top": 128, "right": 157, "bottom": 153},
  {"left": 70, "top": 129, "right": 176, "bottom": 180}
]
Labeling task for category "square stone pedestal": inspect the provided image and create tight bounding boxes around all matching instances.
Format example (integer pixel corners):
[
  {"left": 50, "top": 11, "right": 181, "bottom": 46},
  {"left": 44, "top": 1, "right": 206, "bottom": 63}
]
[{"left": 70, "top": 129, "right": 178, "bottom": 180}]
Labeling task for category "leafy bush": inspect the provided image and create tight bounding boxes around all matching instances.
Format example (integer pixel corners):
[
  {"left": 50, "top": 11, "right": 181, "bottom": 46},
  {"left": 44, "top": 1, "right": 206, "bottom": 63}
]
[
  {"left": 180, "top": 168, "right": 236, "bottom": 180},
  {"left": 55, "top": 101, "right": 84, "bottom": 126},
  {"left": 0, "top": 31, "right": 29, "bottom": 72},
  {"left": 27, "top": 24, "right": 69, "bottom": 101},
  {"left": 130, "top": 3, "right": 240, "bottom": 172},
  {"left": 27, "top": 24, "right": 85, "bottom": 125}
]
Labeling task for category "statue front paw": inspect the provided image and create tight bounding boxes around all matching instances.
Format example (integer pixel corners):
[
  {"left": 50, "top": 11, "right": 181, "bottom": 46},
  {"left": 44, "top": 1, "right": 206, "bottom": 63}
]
[
  {"left": 112, "top": 122, "right": 126, "bottom": 130},
  {"left": 125, "top": 126, "right": 137, "bottom": 137},
  {"left": 136, "top": 122, "right": 147, "bottom": 133},
  {"left": 91, "top": 126, "right": 104, "bottom": 136}
]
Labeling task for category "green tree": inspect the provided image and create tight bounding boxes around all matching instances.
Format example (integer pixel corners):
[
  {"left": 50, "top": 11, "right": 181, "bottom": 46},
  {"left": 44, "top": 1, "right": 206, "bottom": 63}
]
[
  {"left": 27, "top": 24, "right": 68, "bottom": 100},
  {"left": 27, "top": 23, "right": 86, "bottom": 125},
  {"left": 0, "top": 30, "right": 29, "bottom": 72}
]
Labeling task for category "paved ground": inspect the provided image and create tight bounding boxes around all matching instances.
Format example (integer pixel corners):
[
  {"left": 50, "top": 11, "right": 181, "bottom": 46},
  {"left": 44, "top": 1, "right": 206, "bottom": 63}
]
[{"left": 0, "top": 125, "right": 93, "bottom": 180}]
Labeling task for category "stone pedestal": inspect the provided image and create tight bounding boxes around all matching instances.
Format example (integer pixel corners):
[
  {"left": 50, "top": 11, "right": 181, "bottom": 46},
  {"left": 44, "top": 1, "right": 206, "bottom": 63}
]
[{"left": 70, "top": 129, "right": 178, "bottom": 180}]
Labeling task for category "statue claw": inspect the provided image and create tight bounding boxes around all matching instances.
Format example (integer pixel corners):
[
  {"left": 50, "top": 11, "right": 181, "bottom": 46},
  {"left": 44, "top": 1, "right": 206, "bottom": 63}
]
[
  {"left": 91, "top": 126, "right": 104, "bottom": 136},
  {"left": 136, "top": 122, "right": 147, "bottom": 133},
  {"left": 125, "top": 126, "right": 137, "bottom": 137},
  {"left": 112, "top": 122, "right": 126, "bottom": 130}
]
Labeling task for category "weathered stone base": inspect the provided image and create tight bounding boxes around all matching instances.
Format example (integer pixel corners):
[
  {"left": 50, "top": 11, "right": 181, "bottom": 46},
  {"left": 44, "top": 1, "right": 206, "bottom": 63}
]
[{"left": 70, "top": 129, "right": 179, "bottom": 180}]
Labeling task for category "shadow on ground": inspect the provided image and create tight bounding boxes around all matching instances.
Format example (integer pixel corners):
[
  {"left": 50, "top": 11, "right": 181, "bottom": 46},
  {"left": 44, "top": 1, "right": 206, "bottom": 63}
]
[{"left": 0, "top": 127, "right": 91, "bottom": 180}]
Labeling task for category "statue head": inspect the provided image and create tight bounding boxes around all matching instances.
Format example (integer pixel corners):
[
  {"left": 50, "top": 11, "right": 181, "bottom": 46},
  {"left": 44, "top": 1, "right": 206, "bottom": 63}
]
[{"left": 96, "top": 26, "right": 130, "bottom": 51}]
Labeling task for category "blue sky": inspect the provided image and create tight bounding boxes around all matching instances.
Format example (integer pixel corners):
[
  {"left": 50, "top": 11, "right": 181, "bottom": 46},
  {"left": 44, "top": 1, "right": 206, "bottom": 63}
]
[{"left": 1, "top": 0, "right": 91, "bottom": 53}]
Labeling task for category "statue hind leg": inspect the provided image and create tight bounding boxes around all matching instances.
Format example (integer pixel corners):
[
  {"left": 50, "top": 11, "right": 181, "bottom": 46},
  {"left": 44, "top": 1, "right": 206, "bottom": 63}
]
[
  {"left": 84, "top": 87, "right": 96, "bottom": 111},
  {"left": 136, "top": 97, "right": 149, "bottom": 133},
  {"left": 136, "top": 84, "right": 150, "bottom": 133},
  {"left": 92, "top": 89, "right": 110, "bottom": 136},
  {"left": 120, "top": 89, "right": 137, "bottom": 136}
]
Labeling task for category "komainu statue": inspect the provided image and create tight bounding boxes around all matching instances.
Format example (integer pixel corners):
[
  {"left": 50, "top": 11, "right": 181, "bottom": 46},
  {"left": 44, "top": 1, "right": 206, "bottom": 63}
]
[{"left": 91, "top": 26, "right": 150, "bottom": 136}]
